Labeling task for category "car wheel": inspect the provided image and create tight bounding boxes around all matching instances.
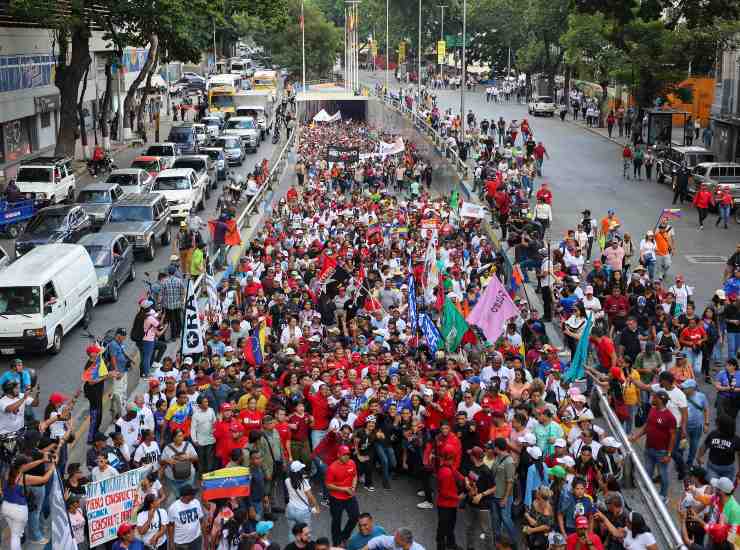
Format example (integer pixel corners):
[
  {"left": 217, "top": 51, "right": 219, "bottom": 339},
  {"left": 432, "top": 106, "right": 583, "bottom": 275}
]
[
  {"left": 129, "top": 264, "right": 136, "bottom": 282},
  {"left": 82, "top": 299, "right": 93, "bottom": 329},
  {"left": 111, "top": 282, "right": 120, "bottom": 302},
  {"left": 50, "top": 326, "right": 63, "bottom": 355},
  {"left": 161, "top": 229, "right": 171, "bottom": 246},
  {"left": 145, "top": 238, "right": 156, "bottom": 261},
  {"left": 6, "top": 222, "right": 24, "bottom": 239}
]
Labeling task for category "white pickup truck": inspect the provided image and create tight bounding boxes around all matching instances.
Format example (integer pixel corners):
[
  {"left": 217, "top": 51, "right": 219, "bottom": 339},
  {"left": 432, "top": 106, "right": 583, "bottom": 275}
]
[
  {"left": 151, "top": 168, "right": 205, "bottom": 220},
  {"left": 528, "top": 95, "right": 557, "bottom": 116}
]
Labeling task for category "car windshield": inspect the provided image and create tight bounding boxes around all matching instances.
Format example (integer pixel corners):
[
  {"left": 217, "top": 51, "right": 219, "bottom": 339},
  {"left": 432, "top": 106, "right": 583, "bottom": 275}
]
[
  {"left": 225, "top": 119, "right": 255, "bottom": 130},
  {"left": 168, "top": 129, "right": 193, "bottom": 144},
  {"left": 537, "top": 96, "right": 553, "bottom": 103},
  {"left": 154, "top": 177, "right": 190, "bottom": 191},
  {"left": 131, "top": 159, "right": 159, "bottom": 172},
  {"left": 237, "top": 109, "right": 260, "bottom": 118},
  {"left": 203, "top": 119, "right": 220, "bottom": 127},
  {"left": 203, "top": 150, "right": 223, "bottom": 161},
  {"left": 693, "top": 165, "right": 708, "bottom": 177},
  {"left": 211, "top": 94, "right": 234, "bottom": 108},
  {"left": 84, "top": 245, "right": 112, "bottom": 267},
  {"left": 107, "top": 173, "right": 138, "bottom": 186},
  {"left": 78, "top": 190, "right": 111, "bottom": 203},
  {"left": 697, "top": 154, "right": 716, "bottom": 164},
  {"left": 173, "top": 160, "right": 205, "bottom": 173},
  {"left": 108, "top": 205, "right": 152, "bottom": 222},
  {"left": 0, "top": 286, "right": 40, "bottom": 315},
  {"left": 26, "top": 213, "right": 66, "bottom": 234},
  {"left": 215, "top": 139, "right": 239, "bottom": 149},
  {"left": 145, "top": 146, "right": 174, "bottom": 157},
  {"left": 16, "top": 167, "right": 52, "bottom": 183}
]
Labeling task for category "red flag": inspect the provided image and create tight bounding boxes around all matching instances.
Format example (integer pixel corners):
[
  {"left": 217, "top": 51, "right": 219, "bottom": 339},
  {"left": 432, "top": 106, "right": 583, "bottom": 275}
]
[
  {"left": 316, "top": 254, "right": 337, "bottom": 286},
  {"left": 434, "top": 273, "right": 444, "bottom": 311},
  {"left": 208, "top": 219, "right": 241, "bottom": 246},
  {"left": 299, "top": 15, "right": 304, "bottom": 30}
]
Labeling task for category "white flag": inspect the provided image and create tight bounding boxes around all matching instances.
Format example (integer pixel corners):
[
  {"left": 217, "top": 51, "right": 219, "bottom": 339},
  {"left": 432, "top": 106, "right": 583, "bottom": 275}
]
[
  {"left": 182, "top": 279, "right": 205, "bottom": 355},
  {"left": 50, "top": 469, "right": 77, "bottom": 549}
]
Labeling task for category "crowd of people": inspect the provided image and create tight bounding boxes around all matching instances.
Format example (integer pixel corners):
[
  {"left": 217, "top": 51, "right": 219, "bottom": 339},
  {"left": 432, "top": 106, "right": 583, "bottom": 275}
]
[{"left": 3, "top": 80, "right": 740, "bottom": 550}]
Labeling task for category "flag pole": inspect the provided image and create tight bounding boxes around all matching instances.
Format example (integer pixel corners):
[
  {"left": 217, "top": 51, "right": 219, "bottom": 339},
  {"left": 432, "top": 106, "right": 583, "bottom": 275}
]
[{"left": 301, "top": 0, "right": 306, "bottom": 93}]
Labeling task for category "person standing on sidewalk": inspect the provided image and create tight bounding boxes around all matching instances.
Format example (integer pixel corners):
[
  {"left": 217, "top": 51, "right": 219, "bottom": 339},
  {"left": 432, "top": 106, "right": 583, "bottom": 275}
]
[
  {"left": 325, "top": 445, "right": 359, "bottom": 547},
  {"left": 606, "top": 111, "right": 615, "bottom": 138},
  {"left": 629, "top": 391, "right": 676, "bottom": 501}
]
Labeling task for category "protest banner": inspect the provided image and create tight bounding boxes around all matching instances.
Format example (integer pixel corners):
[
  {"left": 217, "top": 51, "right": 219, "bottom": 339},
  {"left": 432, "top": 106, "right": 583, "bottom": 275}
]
[
  {"left": 84, "top": 466, "right": 150, "bottom": 546},
  {"left": 459, "top": 202, "right": 487, "bottom": 219},
  {"left": 326, "top": 146, "right": 360, "bottom": 162}
]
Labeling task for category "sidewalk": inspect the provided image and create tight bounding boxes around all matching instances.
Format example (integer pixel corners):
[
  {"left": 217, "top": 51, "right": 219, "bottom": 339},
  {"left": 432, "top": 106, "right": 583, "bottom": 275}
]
[{"left": 564, "top": 116, "right": 631, "bottom": 147}]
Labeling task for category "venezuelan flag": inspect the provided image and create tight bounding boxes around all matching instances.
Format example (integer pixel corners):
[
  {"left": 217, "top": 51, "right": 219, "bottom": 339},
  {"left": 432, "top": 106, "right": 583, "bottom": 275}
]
[
  {"left": 201, "top": 466, "right": 252, "bottom": 501},
  {"left": 258, "top": 324, "right": 267, "bottom": 355},
  {"left": 81, "top": 355, "right": 108, "bottom": 382},
  {"left": 243, "top": 336, "right": 263, "bottom": 366}
]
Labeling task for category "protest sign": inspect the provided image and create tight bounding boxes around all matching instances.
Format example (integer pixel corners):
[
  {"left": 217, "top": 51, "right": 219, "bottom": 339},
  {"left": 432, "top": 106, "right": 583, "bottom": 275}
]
[
  {"left": 84, "top": 466, "right": 149, "bottom": 546},
  {"left": 326, "top": 146, "right": 360, "bottom": 162},
  {"left": 459, "top": 202, "right": 487, "bottom": 219}
]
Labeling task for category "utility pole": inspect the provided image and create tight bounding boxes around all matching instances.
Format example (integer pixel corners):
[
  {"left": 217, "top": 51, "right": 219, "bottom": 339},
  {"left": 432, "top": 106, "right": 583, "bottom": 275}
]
[
  {"left": 385, "top": 0, "right": 389, "bottom": 95},
  {"left": 437, "top": 4, "right": 446, "bottom": 79},
  {"left": 301, "top": 0, "right": 306, "bottom": 93},
  {"left": 460, "top": 0, "right": 466, "bottom": 141},
  {"left": 345, "top": 6, "right": 349, "bottom": 90},
  {"left": 417, "top": 0, "right": 421, "bottom": 109},
  {"left": 212, "top": 18, "right": 217, "bottom": 73}
]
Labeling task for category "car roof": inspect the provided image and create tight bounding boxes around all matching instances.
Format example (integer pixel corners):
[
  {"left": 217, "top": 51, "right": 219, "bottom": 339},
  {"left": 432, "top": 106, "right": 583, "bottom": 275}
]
[
  {"left": 228, "top": 116, "right": 255, "bottom": 121},
  {"left": 201, "top": 147, "right": 224, "bottom": 151},
  {"left": 116, "top": 193, "right": 164, "bottom": 206},
  {"left": 81, "top": 182, "right": 121, "bottom": 192},
  {"left": 133, "top": 156, "right": 161, "bottom": 162},
  {"left": 20, "top": 156, "right": 70, "bottom": 166},
  {"left": 157, "top": 168, "right": 195, "bottom": 178},
  {"left": 37, "top": 204, "right": 78, "bottom": 216},
  {"left": 672, "top": 146, "right": 713, "bottom": 154},
  {"left": 78, "top": 231, "right": 125, "bottom": 246},
  {"left": 110, "top": 168, "right": 145, "bottom": 176},
  {"left": 175, "top": 155, "right": 209, "bottom": 162}
]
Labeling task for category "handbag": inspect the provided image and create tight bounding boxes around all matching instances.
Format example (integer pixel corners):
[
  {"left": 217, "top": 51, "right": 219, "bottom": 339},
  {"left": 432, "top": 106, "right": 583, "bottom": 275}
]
[{"left": 168, "top": 444, "right": 191, "bottom": 480}]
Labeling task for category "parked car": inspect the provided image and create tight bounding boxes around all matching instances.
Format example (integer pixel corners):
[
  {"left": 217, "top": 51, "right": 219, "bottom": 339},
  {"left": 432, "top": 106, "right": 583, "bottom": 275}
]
[
  {"left": 103, "top": 193, "right": 171, "bottom": 261},
  {"left": 151, "top": 168, "right": 205, "bottom": 220},
  {"left": 167, "top": 124, "right": 199, "bottom": 155},
  {"left": 201, "top": 147, "right": 227, "bottom": 181},
  {"left": 0, "top": 244, "right": 98, "bottom": 354},
  {"left": 15, "top": 205, "right": 92, "bottom": 257},
  {"left": 78, "top": 232, "right": 136, "bottom": 302},
  {"left": 172, "top": 155, "right": 216, "bottom": 194},
  {"left": 14, "top": 156, "right": 76, "bottom": 205},
  {"left": 527, "top": 95, "right": 557, "bottom": 116},
  {"left": 201, "top": 116, "right": 223, "bottom": 138},
  {"left": 105, "top": 168, "right": 154, "bottom": 195},
  {"left": 192, "top": 123, "right": 209, "bottom": 147},
  {"left": 130, "top": 156, "right": 166, "bottom": 179},
  {"left": 690, "top": 162, "right": 740, "bottom": 204},
  {"left": 213, "top": 136, "right": 244, "bottom": 166},
  {"left": 76, "top": 182, "right": 125, "bottom": 229},
  {"left": 656, "top": 145, "right": 716, "bottom": 185},
  {"left": 144, "top": 143, "right": 180, "bottom": 169},
  {"left": 222, "top": 116, "right": 260, "bottom": 153}
]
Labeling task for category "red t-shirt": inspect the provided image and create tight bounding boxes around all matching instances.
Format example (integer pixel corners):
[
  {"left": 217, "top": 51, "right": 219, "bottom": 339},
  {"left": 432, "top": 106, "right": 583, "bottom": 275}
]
[
  {"left": 645, "top": 407, "right": 676, "bottom": 451},
  {"left": 239, "top": 409, "right": 263, "bottom": 437},
  {"left": 680, "top": 326, "right": 706, "bottom": 349},
  {"left": 436, "top": 465, "right": 462, "bottom": 508},
  {"left": 594, "top": 337, "right": 617, "bottom": 370},
  {"left": 536, "top": 188, "right": 552, "bottom": 204},
  {"left": 275, "top": 422, "right": 291, "bottom": 457},
  {"left": 326, "top": 459, "right": 357, "bottom": 500},
  {"left": 566, "top": 532, "right": 604, "bottom": 550},
  {"left": 289, "top": 413, "right": 311, "bottom": 442},
  {"left": 473, "top": 410, "right": 494, "bottom": 446},
  {"left": 308, "top": 394, "right": 331, "bottom": 430}
]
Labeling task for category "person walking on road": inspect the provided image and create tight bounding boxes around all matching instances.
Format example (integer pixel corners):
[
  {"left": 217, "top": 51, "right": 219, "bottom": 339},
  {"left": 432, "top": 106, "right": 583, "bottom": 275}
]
[
  {"left": 325, "top": 445, "right": 359, "bottom": 547},
  {"left": 672, "top": 166, "right": 690, "bottom": 204},
  {"left": 715, "top": 185, "right": 733, "bottom": 229},
  {"left": 693, "top": 183, "right": 714, "bottom": 230},
  {"left": 621, "top": 145, "right": 633, "bottom": 179},
  {"left": 435, "top": 447, "right": 463, "bottom": 550},
  {"left": 533, "top": 141, "right": 550, "bottom": 177}
]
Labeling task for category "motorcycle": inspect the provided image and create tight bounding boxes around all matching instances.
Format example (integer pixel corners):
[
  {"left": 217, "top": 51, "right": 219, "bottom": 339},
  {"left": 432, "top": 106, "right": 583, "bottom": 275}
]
[{"left": 86, "top": 154, "right": 116, "bottom": 177}]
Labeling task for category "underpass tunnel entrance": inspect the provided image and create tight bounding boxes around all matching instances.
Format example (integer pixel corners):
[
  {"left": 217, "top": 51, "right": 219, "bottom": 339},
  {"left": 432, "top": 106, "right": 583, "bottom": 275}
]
[{"left": 296, "top": 91, "right": 369, "bottom": 124}]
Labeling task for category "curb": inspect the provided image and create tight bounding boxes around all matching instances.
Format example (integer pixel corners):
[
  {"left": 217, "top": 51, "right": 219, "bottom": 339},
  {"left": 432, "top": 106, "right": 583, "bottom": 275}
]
[{"left": 564, "top": 119, "right": 628, "bottom": 147}]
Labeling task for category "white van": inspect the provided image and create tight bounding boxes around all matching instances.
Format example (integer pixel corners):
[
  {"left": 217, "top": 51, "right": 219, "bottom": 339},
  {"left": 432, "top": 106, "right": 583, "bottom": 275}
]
[{"left": 0, "top": 244, "right": 99, "bottom": 354}]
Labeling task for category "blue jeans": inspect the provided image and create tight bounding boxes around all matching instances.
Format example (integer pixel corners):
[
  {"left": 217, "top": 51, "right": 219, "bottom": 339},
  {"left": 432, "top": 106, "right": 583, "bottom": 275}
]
[
  {"left": 644, "top": 258, "right": 656, "bottom": 280},
  {"left": 645, "top": 448, "right": 670, "bottom": 498},
  {"left": 707, "top": 461, "right": 736, "bottom": 481},
  {"left": 536, "top": 158, "right": 544, "bottom": 176},
  {"left": 25, "top": 483, "right": 45, "bottom": 541},
  {"left": 684, "top": 347, "right": 702, "bottom": 377},
  {"left": 286, "top": 503, "right": 312, "bottom": 541},
  {"left": 719, "top": 204, "right": 731, "bottom": 226},
  {"left": 142, "top": 340, "right": 155, "bottom": 377},
  {"left": 686, "top": 424, "right": 703, "bottom": 467},
  {"left": 491, "top": 495, "right": 517, "bottom": 544},
  {"left": 519, "top": 259, "right": 540, "bottom": 283},
  {"left": 169, "top": 473, "right": 195, "bottom": 497},
  {"left": 374, "top": 444, "right": 397, "bottom": 484},
  {"left": 728, "top": 332, "right": 740, "bottom": 362}
]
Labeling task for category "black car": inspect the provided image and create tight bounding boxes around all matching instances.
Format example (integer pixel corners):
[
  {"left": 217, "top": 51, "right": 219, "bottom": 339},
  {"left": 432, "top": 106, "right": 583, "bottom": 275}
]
[{"left": 15, "top": 205, "right": 92, "bottom": 257}]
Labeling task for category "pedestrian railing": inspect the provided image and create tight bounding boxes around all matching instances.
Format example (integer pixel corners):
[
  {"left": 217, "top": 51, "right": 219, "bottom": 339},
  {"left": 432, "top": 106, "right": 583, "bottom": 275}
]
[{"left": 592, "top": 381, "right": 688, "bottom": 550}]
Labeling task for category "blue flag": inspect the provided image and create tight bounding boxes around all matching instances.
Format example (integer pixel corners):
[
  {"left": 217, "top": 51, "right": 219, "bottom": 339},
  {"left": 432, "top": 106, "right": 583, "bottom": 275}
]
[
  {"left": 408, "top": 274, "right": 418, "bottom": 333},
  {"left": 565, "top": 314, "right": 593, "bottom": 382},
  {"left": 419, "top": 313, "right": 443, "bottom": 354}
]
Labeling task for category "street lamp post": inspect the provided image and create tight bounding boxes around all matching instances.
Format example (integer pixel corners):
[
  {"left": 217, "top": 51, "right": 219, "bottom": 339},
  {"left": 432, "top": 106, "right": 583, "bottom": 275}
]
[
  {"left": 417, "top": 0, "right": 421, "bottom": 110},
  {"left": 437, "top": 4, "right": 446, "bottom": 79},
  {"left": 301, "top": 0, "right": 306, "bottom": 93},
  {"left": 385, "top": 0, "right": 389, "bottom": 94},
  {"left": 460, "top": 0, "right": 466, "bottom": 140}
]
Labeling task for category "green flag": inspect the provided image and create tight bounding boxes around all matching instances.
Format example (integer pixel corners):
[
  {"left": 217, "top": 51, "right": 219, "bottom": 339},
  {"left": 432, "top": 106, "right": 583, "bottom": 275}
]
[
  {"left": 449, "top": 189, "right": 459, "bottom": 211},
  {"left": 441, "top": 298, "right": 469, "bottom": 352}
]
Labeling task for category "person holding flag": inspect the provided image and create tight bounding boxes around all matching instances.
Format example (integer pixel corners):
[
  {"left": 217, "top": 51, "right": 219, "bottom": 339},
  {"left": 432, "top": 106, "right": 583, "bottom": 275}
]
[{"left": 82, "top": 343, "right": 112, "bottom": 444}]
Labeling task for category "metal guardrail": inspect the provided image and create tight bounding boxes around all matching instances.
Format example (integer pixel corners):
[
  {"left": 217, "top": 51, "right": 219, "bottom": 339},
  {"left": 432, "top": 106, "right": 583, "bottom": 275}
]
[{"left": 592, "top": 383, "right": 688, "bottom": 550}]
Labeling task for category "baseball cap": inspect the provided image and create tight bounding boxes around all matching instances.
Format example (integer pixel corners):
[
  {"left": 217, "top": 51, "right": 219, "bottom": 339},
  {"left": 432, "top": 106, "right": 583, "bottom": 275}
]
[
  {"left": 711, "top": 477, "right": 735, "bottom": 494},
  {"left": 256, "top": 521, "right": 274, "bottom": 535},
  {"left": 556, "top": 456, "right": 576, "bottom": 468},
  {"left": 585, "top": 285, "right": 594, "bottom": 294},
  {"left": 338, "top": 445, "right": 351, "bottom": 456},
  {"left": 290, "top": 461, "right": 306, "bottom": 473},
  {"left": 49, "top": 392, "right": 69, "bottom": 406},
  {"left": 467, "top": 446, "right": 484, "bottom": 460},
  {"left": 148, "top": 379, "right": 160, "bottom": 389},
  {"left": 117, "top": 523, "right": 134, "bottom": 537},
  {"left": 575, "top": 515, "right": 589, "bottom": 529},
  {"left": 86, "top": 344, "right": 102, "bottom": 355},
  {"left": 549, "top": 465, "right": 567, "bottom": 479}
]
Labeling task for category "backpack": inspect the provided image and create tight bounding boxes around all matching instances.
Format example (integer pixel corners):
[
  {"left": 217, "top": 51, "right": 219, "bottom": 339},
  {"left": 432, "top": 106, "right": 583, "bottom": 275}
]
[{"left": 168, "top": 444, "right": 192, "bottom": 479}]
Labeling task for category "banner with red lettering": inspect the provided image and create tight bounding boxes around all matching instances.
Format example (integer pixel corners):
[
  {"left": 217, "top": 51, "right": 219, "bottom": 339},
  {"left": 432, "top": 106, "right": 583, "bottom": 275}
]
[{"left": 84, "top": 466, "right": 150, "bottom": 546}]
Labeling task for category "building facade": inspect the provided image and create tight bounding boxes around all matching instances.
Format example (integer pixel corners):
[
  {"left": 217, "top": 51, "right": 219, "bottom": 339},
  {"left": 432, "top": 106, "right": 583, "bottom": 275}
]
[{"left": 710, "top": 41, "right": 740, "bottom": 162}]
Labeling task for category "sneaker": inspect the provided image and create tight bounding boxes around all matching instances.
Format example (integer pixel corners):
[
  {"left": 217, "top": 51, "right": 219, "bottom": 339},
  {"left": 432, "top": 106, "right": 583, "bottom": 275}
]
[
  {"left": 417, "top": 500, "right": 434, "bottom": 509},
  {"left": 29, "top": 538, "right": 49, "bottom": 545},
  {"left": 366, "top": 486, "right": 376, "bottom": 492},
  {"left": 417, "top": 490, "right": 425, "bottom": 497}
]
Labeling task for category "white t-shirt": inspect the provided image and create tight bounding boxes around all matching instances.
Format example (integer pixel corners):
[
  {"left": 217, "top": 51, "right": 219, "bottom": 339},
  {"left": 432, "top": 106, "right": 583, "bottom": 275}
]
[
  {"left": 480, "top": 366, "right": 514, "bottom": 390},
  {"left": 168, "top": 498, "right": 204, "bottom": 544},
  {"left": 91, "top": 465, "right": 119, "bottom": 482},
  {"left": 133, "top": 441, "right": 161, "bottom": 471},
  {"left": 162, "top": 441, "right": 197, "bottom": 480},
  {"left": 457, "top": 401, "right": 482, "bottom": 420},
  {"left": 329, "top": 414, "right": 357, "bottom": 432},
  {"left": 0, "top": 393, "right": 33, "bottom": 435},
  {"left": 285, "top": 478, "right": 312, "bottom": 512},
  {"left": 115, "top": 415, "right": 141, "bottom": 448},
  {"left": 137, "top": 508, "right": 169, "bottom": 547},
  {"left": 624, "top": 530, "right": 657, "bottom": 550}
]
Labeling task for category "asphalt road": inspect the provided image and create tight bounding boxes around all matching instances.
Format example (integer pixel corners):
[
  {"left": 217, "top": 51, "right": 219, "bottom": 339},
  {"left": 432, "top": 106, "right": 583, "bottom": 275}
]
[{"left": 1, "top": 119, "right": 281, "bottom": 415}]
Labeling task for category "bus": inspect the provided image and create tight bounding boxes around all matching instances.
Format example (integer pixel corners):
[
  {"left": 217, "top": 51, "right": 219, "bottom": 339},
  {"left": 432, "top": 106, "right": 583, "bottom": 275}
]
[
  {"left": 252, "top": 70, "right": 278, "bottom": 99},
  {"left": 208, "top": 85, "right": 237, "bottom": 115},
  {"left": 207, "top": 73, "right": 241, "bottom": 92}
]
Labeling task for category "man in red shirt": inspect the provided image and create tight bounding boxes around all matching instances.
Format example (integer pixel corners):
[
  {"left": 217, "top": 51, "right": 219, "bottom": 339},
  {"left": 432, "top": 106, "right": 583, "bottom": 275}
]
[
  {"left": 603, "top": 287, "right": 629, "bottom": 331},
  {"left": 533, "top": 141, "right": 550, "bottom": 176},
  {"left": 494, "top": 188, "right": 512, "bottom": 239},
  {"left": 566, "top": 515, "right": 604, "bottom": 550},
  {"left": 589, "top": 331, "right": 617, "bottom": 372},
  {"left": 692, "top": 183, "right": 714, "bottom": 230},
  {"left": 629, "top": 391, "right": 676, "bottom": 499},
  {"left": 535, "top": 182, "right": 552, "bottom": 205},
  {"left": 472, "top": 402, "right": 495, "bottom": 447},
  {"left": 435, "top": 447, "right": 463, "bottom": 550},
  {"left": 308, "top": 383, "right": 332, "bottom": 449},
  {"left": 325, "top": 445, "right": 359, "bottom": 546}
]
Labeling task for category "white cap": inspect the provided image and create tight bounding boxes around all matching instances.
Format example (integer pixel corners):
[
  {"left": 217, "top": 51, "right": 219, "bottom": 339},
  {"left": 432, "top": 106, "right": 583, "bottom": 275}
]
[
  {"left": 601, "top": 436, "right": 621, "bottom": 449},
  {"left": 290, "top": 461, "right": 307, "bottom": 473},
  {"left": 578, "top": 410, "right": 595, "bottom": 421},
  {"left": 422, "top": 387, "right": 434, "bottom": 397},
  {"left": 556, "top": 456, "right": 576, "bottom": 467},
  {"left": 183, "top": 357, "right": 193, "bottom": 365},
  {"left": 711, "top": 477, "right": 735, "bottom": 494},
  {"left": 284, "top": 347, "right": 296, "bottom": 356},
  {"left": 225, "top": 346, "right": 234, "bottom": 352},
  {"left": 526, "top": 446, "right": 543, "bottom": 460},
  {"left": 554, "top": 438, "right": 567, "bottom": 448},
  {"left": 518, "top": 432, "right": 536, "bottom": 445},
  {"left": 572, "top": 394, "right": 587, "bottom": 403}
]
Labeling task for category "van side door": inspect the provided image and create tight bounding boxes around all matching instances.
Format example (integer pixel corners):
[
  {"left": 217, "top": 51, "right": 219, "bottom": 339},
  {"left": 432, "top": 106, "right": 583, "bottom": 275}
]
[{"left": 42, "top": 280, "right": 68, "bottom": 337}]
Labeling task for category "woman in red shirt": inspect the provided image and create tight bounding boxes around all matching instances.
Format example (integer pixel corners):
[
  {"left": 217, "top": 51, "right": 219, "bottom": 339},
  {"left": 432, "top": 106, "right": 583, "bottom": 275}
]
[
  {"left": 435, "top": 449, "right": 463, "bottom": 550},
  {"left": 239, "top": 396, "right": 264, "bottom": 439},
  {"left": 288, "top": 401, "right": 313, "bottom": 465},
  {"left": 716, "top": 185, "right": 733, "bottom": 229}
]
